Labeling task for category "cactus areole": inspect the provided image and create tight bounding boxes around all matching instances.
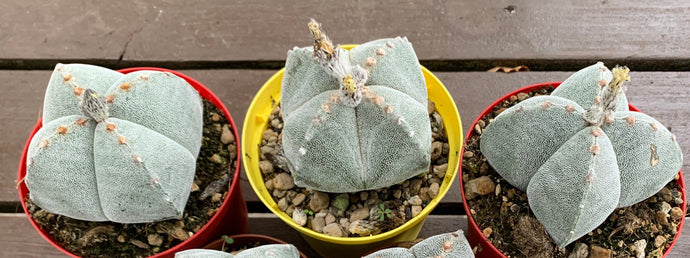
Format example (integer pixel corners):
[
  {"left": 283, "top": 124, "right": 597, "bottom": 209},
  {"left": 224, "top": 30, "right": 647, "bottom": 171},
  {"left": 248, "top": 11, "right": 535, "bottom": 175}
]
[
  {"left": 24, "top": 64, "right": 204, "bottom": 223},
  {"left": 280, "top": 20, "right": 432, "bottom": 192},
  {"left": 480, "top": 63, "right": 683, "bottom": 247}
]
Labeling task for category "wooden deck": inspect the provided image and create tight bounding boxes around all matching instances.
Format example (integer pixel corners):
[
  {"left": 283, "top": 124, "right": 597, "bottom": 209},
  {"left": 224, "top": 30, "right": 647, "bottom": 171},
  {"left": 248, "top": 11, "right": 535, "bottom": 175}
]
[{"left": 1, "top": 1, "right": 689, "bottom": 257}]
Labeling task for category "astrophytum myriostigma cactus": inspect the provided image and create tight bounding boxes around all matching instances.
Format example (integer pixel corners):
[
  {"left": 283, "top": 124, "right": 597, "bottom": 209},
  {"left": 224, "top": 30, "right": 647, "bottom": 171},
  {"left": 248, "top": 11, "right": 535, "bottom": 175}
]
[
  {"left": 480, "top": 63, "right": 683, "bottom": 247},
  {"left": 24, "top": 64, "right": 203, "bottom": 223},
  {"left": 280, "top": 20, "right": 431, "bottom": 192},
  {"left": 364, "top": 229, "right": 474, "bottom": 258},
  {"left": 174, "top": 244, "right": 300, "bottom": 258}
]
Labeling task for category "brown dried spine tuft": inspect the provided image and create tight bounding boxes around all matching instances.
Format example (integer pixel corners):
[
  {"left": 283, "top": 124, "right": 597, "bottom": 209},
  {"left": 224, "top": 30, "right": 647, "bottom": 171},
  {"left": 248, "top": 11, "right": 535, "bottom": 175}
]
[
  {"left": 120, "top": 82, "right": 132, "bottom": 92},
  {"left": 118, "top": 136, "right": 127, "bottom": 145},
  {"left": 73, "top": 87, "right": 84, "bottom": 96},
  {"left": 541, "top": 101, "right": 552, "bottom": 110},
  {"left": 56, "top": 126, "right": 68, "bottom": 135},
  {"left": 589, "top": 145, "right": 601, "bottom": 155},
  {"left": 76, "top": 118, "right": 87, "bottom": 126},
  {"left": 626, "top": 116, "right": 636, "bottom": 125},
  {"left": 63, "top": 74, "right": 72, "bottom": 81},
  {"left": 105, "top": 123, "right": 117, "bottom": 132}
]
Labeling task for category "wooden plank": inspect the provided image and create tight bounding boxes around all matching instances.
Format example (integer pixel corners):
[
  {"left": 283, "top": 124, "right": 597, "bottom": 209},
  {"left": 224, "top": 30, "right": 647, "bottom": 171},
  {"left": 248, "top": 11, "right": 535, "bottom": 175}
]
[
  {"left": 2, "top": 213, "right": 689, "bottom": 257},
  {"left": 0, "top": 213, "right": 67, "bottom": 257},
  {"left": 2, "top": 71, "right": 689, "bottom": 207},
  {"left": 2, "top": 1, "right": 690, "bottom": 63}
]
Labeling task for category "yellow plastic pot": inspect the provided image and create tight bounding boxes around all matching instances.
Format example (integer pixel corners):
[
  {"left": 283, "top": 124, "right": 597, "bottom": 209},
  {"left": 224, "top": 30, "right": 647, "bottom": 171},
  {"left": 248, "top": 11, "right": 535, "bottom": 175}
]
[{"left": 242, "top": 45, "right": 462, "bottom": 257}]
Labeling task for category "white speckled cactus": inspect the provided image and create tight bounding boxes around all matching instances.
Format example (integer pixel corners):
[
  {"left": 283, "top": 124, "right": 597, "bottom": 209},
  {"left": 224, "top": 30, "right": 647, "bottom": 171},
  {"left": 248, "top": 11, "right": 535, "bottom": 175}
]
[
  {"left": 364, "top": 229, "right": 474, "bottom": 258},
  {"left": 280, "top": 20, "right": 431, "bottom": 193},
  {"left": 480, "top": 63, "right": 683, "bottom": 247},
  {"left": 24, "top": 63, "right": 203, "bottom": 223},
  {"left": 175, "top": 244, "right": 300, "bottom": 258}
]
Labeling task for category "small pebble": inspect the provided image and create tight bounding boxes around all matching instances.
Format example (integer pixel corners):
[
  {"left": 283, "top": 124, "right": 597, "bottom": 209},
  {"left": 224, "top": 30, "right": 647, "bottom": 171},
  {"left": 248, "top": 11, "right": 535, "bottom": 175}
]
[
  {"left": 360, "top": 191, "right": 369, "bottom": 201},
  {"left": 654, "top": 235, "right": 667, "bottom": 248},
  {"left": 131, "top": 240, "right": 150, "bottom": 249},
  {"left": 339, "top": 218, "right": 351, "bottom": 230},
  {"left": 482, "top": 227, "right": 492, "bottom": 238},
  {"left": 431, "top": 141, "right": 443, "bottom": 160},
  {"left": 323, "top": 223, "right": 344, "bottom": 237},
  {"left": 220, "top": 124, "right": 235, "bottom": 144},
  {"left": 660, "top": 201, "right": 672, "bottom": 214},
  {"left": 632, "top": 239, "right": 646, "bottom": 258},
  {"left": 147, "top": 234, "right": 163, "bottom": 246},
  {"left": 517, "top": 92, "right": 529, "bottom": 101},
  {"left": 495, "top": 108, "right": 507, "bottom": 115},
  {"left": 408, "top": 195, "right": 423, "bottom": 206},
  {"left": 293, "top": 193, "right": 306, "bottom": 206},
  {"left": 117, "top": 234, "right": 126, "bottom": 243},
  {"left": 433, "top": 164, "right": 448, "bottom": 178},
  {"left": 393, "top": 189, "right": 402, "bottom": 199},
  {"left": 463, "top": 151, "right": 474, "bottom": 158},
  {"left": 474, "top": 124, "right": 482, "bottom": 135},
  {"left": 509, "top": 95, "right": 518, "bottom": 102},
  {"left": 464, "top": 176, "right": 496, "bottom": 199},
  {"left": 311, "top": 216, "right": 326, "bottom": 233},
  {"left": 325, "top": 213, "right": 336, "bottom": 224},
  {"left": 292, "top": 208, "right": 308, "bottom": 226},
  {"left": 350, "top": 206, "right": 370, "bottom": 221},
  {"left": 659, "top": 187, "right": 673, "bottom": 202},
  {"left": 655, "top": 211, "right": 670, "bottom": 226},
  {"left": 429, "top": 183, "right": 440, "bottom": 199},
  {"left": 278, "top": 198, "right": 288, "bottom": 211},
  {"left": 209, "top": 153, "right": 224, "bottom": 164},
  {"left": 495, "top": 184, "right": 501, "bottom": 196},
  {"left": 411, "top": 205, "right": 422, "bottom": 217},
  {"left": 272, "top": 173, "right": 295, "bottom": 190},
  {"left": 670, "top": 207, "right": 683, "bottom": 220},
  {"left": 409, "top": 179, "right": 423, "bottom": 195},
  {"left": 510, "top": 204, "right": 520, "bottom": 213},
  {"left": 259, "top": 160, "right": 274, "bottom": 174},
  {"left": 309, "top": 191, "right": 330, "bottom": 212}
]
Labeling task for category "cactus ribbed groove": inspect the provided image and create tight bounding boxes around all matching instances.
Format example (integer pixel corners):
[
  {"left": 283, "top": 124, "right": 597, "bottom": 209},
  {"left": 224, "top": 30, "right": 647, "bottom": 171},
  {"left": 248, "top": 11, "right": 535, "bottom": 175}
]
[
  {"left": 363, "top": 229, "right": 474, "bottom": 258},
  {"left": 280, "top": 20, "right": 431, "bottom": 192},
  {"left": 480, "top": 63, "right": 683, "bottom": 247},
  {"left": 174, "top": 244, "right": 300, "bottom": 258},
  {"left": 25, "top": 64, "right": 203, "bottom": 223}
]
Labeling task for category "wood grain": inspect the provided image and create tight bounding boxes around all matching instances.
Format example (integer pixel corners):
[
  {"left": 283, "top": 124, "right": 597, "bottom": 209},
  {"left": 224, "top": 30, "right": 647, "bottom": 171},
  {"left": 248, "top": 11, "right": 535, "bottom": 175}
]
[
  {"left": 1, "top": 213, "right": 688, "bottom": 257},
  {"left": 2, "top": 70, "right": 688, "bottom": 209},
  {"left": 2, "top": 0, "right": 690, "bottom": 65}
]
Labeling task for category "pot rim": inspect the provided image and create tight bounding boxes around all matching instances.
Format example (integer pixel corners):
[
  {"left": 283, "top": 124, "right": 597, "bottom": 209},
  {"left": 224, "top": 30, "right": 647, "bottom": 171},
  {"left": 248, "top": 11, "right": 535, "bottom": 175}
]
[
  {"left": 16, "top": 67, "right": 244, "bottom": 258},
  {"left": 458, "top": 82, "right": 687, "bottom": 257}
]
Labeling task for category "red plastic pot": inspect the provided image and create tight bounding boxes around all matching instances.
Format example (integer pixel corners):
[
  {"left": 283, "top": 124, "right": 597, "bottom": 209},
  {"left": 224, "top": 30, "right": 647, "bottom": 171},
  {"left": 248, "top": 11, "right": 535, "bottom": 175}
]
[
  {"left": 202, "top": 234, "right": 308, "bottom": 258},
  {"left": 17, "top": 67, "right": 249, "bottom": 258},
  {"left": 459, "top": 82, "right": 687, "bottom": 257}
]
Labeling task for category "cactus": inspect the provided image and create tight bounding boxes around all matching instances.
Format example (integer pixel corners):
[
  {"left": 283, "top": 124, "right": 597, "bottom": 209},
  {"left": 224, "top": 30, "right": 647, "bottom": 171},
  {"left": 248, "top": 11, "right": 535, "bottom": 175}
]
[
  {"left": 364, "top": 229, "right": 474, "bottom": 258},
  {"left": 175, "top": 244, "right": 300, "bottom": 258},
  {"left": 175, "top": 249, "right": 232, "bottom": 258},
  {"left": 280, "top": 19, "right": 431, "bottom": 193},
  {"left": 24, "top": 64, "right": 203, "bottom": 223},
  {"left": 480, "top": 63, "right": 683, "bottom": 247}
]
